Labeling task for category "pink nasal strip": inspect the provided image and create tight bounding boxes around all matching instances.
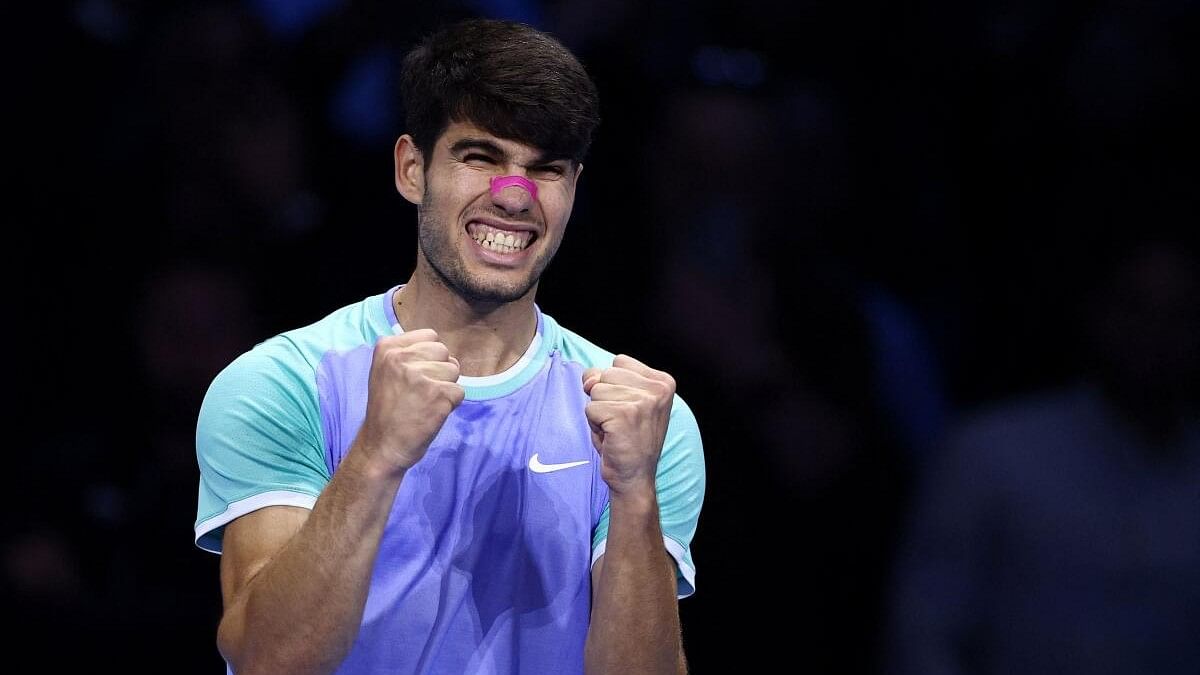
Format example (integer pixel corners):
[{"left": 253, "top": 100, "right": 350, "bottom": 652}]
[{"left": 490, "top": 175, "right": 538, "bottom": 201}]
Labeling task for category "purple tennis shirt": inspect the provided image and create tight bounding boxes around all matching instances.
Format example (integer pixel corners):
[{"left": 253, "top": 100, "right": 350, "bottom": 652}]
[{"left": 195, "top": 287, "right": 705, "bottom": 673}]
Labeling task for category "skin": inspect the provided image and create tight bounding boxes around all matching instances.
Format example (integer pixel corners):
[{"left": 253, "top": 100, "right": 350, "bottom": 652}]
[{"left": 216, "top": 120, "right": 686, "bottom": 674}]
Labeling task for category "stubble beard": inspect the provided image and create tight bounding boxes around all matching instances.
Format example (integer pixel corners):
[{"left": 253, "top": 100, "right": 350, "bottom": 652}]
[{"left": 416, "top": 196, "right": 558, "bottom": 305}]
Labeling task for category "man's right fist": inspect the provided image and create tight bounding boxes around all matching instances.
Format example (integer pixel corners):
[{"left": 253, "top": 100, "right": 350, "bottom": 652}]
[{"left": 356, "top": 328, "right": 464, "bottom": 475}]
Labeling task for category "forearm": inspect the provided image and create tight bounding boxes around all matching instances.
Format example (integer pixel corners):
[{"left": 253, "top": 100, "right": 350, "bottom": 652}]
[
  {"left": 585, "top": 488, "right": 684, "bottom": 675},
  {"left": 219, "top": 446, "right": 403, "bottom": 675}
]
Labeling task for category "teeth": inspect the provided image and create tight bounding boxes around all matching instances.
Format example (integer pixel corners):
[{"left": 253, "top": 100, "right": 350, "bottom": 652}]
[{"left": 469, "top": 223, "right": 532, "bottom": 253}]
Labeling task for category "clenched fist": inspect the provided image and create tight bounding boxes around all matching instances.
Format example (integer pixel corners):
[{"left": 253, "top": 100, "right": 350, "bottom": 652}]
[
  {"left": 356, "top": 328, "right": 464, "bottom": 476},
  {"left": 582, "top": 355, "right": 676, "bottom": 496}
]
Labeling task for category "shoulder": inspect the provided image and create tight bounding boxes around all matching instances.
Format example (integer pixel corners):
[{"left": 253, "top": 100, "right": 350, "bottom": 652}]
[
  {"left": 204, "top": 289, "right": 393, "bottom": 406},
  {"left": 543, "top": 311, "right": 701, "bottom": 430},
  {"left": 276, "top": 288, "right": 396, "bottom": 365},
  {"left": 542, "top": 312, "right": 617, "bottom": 370},
  {"left": 928, "top": 384, "right": 1103, "bottom": 490},
  {"left": 206, "top": 335, "right": 311, "bottom": 401},
  {"left": 946, "top": 384, "right": 1098, "bottom": 454}
]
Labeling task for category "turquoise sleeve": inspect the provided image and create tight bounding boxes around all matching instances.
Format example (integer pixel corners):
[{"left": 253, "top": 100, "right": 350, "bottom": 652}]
[{"left": 194, "top": 338, "right": 330, "bottom": 553}]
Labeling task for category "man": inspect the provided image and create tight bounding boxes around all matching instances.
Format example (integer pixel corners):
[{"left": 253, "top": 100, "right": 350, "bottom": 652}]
[
  {"left": 194, "top": 18, "right": 705, "bottom": 675},
  {"left": 885, "top": 236, "right": 1200, "bottom": 674}
]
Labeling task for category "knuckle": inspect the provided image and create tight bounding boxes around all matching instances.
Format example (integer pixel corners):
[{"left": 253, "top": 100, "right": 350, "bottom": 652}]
[
  {"left": 374, "top": 339, "right": 396, "bottom": 359},
  {"left": 384, "top": 350, "right": 409, "bottom": 372},
  {"left": 409, "top": 366, "right": 433, "bottom": 387}
]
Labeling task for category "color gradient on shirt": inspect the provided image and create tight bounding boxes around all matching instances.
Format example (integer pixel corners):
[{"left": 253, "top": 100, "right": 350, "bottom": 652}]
[{"left": 195, "top": 287, "right": 705, "bottom": 673}]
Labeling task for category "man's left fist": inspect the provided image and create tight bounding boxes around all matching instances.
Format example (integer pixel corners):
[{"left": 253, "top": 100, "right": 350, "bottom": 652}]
[{"left": 582, "top": 354, "right": 676, "bottom": 495}]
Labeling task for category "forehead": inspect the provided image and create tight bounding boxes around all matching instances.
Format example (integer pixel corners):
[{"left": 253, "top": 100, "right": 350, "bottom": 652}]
[{"left": 437, "top": 120, "right": 548, "bottom": 163}]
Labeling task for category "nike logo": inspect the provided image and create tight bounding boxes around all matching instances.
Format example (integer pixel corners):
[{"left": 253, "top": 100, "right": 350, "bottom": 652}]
[{"left": 528, "top": 453, "right": 590, "bottom": 474}]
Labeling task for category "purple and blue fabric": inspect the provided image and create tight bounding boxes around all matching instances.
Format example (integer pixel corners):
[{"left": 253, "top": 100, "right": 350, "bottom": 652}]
[{"left": 195, "top": 286, "right": 705, "bottom": 674}]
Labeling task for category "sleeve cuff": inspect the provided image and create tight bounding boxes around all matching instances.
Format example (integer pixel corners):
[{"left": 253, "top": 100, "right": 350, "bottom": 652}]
[
  {"left": 590, "top": 536, "right": 697, "bottom": 599},
  {"left": 194, "top": 490, "right": 318, "bottom": 553}
]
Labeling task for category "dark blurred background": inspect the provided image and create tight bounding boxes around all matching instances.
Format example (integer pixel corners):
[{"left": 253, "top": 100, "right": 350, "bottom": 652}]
[{"left": 9, "top": 1, "right": 1199, "bottom": 672}]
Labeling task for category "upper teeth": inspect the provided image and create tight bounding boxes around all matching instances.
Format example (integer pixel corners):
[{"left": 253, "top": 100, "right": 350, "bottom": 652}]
[{"left": 469, "top": 223, "right": 532, "bottom": 252}]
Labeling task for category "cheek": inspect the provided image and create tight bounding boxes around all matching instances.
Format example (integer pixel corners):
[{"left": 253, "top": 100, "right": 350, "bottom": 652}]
[
  {"left": 542, "top": 187, "right": 575, "bottom": 224},
  {"left": 553, "top": 204, "right": 574, "bottom": 232},
  {"left": 426, "top": 182, "right": 484, "bottom": 226}
]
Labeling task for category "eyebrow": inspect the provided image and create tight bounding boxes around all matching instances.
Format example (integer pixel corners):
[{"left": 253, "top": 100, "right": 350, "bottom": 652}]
[{"left": 449, "top": 137, "right": 570, "bottom": 166}]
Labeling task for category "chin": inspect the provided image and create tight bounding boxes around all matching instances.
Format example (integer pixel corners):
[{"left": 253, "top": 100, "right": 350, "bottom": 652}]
[{"left": 453, "top": 275, "right": 537, "bottom": 304}]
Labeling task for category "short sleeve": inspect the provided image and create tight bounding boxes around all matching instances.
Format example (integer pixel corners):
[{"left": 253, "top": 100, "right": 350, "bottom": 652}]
[
  {"left": 591, "top": 394, "right": 706, "bottom": 598},
  {"left": 194, "top": 339, "right": 331, "bottom": 553}
]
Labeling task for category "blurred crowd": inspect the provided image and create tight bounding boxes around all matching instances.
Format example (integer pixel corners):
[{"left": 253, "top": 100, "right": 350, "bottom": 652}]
[{"left": 9, "top": 1, "right": 1198, "bottom": 672}]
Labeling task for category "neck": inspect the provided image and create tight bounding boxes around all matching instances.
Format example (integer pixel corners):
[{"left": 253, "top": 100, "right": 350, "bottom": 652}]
[{"left": 393, "top": 268, "right": 538, "bottom": 377}]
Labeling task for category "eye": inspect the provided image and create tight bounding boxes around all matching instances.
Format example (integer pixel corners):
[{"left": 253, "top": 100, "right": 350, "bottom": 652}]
[
  {"left": 463, "top": 153, "right": 496, "bottom": 165},
  {"left": 531, "top": 164, "right": 566, "bottom": 179}
]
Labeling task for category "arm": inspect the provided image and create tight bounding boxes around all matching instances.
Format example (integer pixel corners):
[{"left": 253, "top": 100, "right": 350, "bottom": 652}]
[
  {"left": 217, "top": 450, "right": 405, "bottom": 674},
  {"left": 212, "top": 329, "right": 463, "bottom": 675},
  {"left": 581, "top": 355, "right": 689, "bottom": 675},
  {"left": 587, "top": 520, "right": 687, "bottom": 674}
]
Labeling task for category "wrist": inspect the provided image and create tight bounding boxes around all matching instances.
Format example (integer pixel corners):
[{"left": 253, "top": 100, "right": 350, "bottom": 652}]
[
  {"left": 607, "top": 483, "right": 658, "bottom": 517},
  {"left": 343, "top": 438, "right": 409, "bottom": 485},
  {"left": 602, "top": 464, "right": 657, "bottom": 500}
]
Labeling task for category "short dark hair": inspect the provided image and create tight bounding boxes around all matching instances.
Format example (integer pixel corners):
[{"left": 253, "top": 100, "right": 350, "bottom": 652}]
[{"left": 400, "top": 19, "right": 600, "bottom": 164}]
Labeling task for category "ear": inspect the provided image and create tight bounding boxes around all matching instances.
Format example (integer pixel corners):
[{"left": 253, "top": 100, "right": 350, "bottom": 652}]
[
  {"left": 573, "top": 162, "right": 584, "bottom": 186},
  {"left": 394, "top": 134, "right": 425, "bottom": 205}
]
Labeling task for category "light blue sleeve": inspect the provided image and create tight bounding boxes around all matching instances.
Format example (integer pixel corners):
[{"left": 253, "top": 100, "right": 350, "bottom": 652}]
[
  {"left": 194, "top": 338, "right": 331, "bottom": 553},
  {"left": 591, "top": 394, "right": 706, "bottom": 598}
]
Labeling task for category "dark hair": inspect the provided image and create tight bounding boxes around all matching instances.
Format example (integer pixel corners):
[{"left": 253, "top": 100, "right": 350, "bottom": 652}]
[{"left": 400, "top": 19, "right": 600, "bottom": 164}]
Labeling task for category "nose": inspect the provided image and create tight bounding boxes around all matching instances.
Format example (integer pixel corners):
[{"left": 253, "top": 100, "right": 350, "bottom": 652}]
[{"left": 490, "top": 175, "right": 538, "bottom": 214}]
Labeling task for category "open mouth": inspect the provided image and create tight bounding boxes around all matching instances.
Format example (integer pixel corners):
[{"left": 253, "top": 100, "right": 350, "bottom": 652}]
[{"left": 467, "top": 221, "right": 537, "bottom": 254}]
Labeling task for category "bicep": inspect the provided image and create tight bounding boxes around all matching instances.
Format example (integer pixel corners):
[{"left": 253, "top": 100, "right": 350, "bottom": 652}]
[{"left": 220, "top": 505, "right": 311, "bottom": 608}]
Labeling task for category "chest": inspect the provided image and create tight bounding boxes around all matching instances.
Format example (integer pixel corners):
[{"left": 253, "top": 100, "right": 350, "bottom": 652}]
[{"left": 319, "top": 351, "right": 607, "bottom": 552}]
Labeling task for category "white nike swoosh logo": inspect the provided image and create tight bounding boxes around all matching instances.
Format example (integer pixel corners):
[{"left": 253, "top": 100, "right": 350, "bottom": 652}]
[{"left": 528, "top": 453, "right": 590, "bottom": 474}]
